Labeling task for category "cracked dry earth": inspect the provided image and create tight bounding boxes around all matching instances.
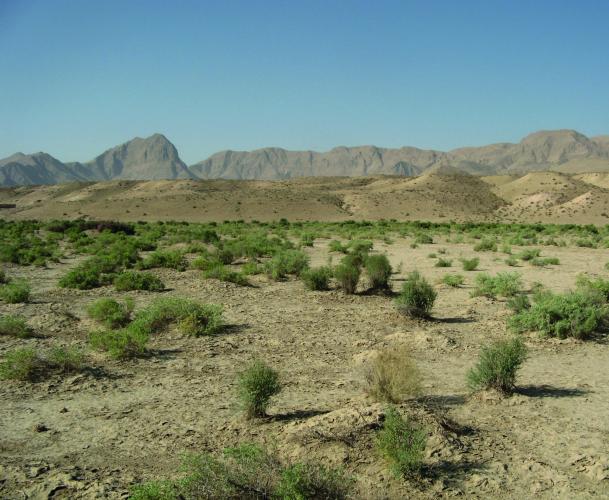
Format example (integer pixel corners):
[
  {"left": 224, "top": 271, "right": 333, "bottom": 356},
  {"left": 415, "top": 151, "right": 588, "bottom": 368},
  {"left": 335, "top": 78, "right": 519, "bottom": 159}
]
[{"left": 1, "top": 239, "right": 609, "bottom": 498}]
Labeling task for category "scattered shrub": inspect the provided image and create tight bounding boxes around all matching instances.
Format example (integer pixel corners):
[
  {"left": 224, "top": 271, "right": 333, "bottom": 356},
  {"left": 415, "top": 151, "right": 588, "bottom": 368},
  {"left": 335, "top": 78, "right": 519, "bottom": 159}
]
[
  {"left": 376, "top": 407, "right": 426, "bottom": 477},
  {"left": 0, "top": 348, "right": 42, "bottom": 381},
  {"left": 87, "top": 298, "right": 133, "bottom": 329},
  {"left": 47, "top": 346, "right": 84, "bottom": 373},
  {"left": 334, "top": 261, "right": 360, "bottom": 294},
  {"left": 203, "top": 264, "right": 249, "bottom": 286},
  {"left": 364, "top": 345, "right": 421, "bottom": 402},
  {"left": 434, "top": 258, "right": 452, "bottom": 268},
  {"left": 474, "top": 238, "right": 497, "bottom": 252},
  {"left": 506, "top": 294, "right": 530, "bottom": 313},
  {"left": 241, "top": 262, "right": 262, "bottom": 276},
  {"left": 0, "top": 279, "right": 30, "bottom": 303},
  {"left": 277, "top": 463, "right": 351, "bottom": 500},
  {"left": 0, "top": 315, "right": 33, "bottom": 338},
  {"left": 137, "top": 250, "right": 187, "bottom": 271},
  {"left": 114, "top": 271, "right": 165, "bottom": 291},
  {"left": 237, "top": 360, "right": 281, "bottom": 419},
  {"left": 394, "top": 271, "right": 436, "bottom": 318},
  {"left": 442, "top": 274, "right": 464, "bottom": 287},
  {"left": 467, "top": 337, "right": 527, "bottom": 393},
  {"left": 471, "top": 272, "right": 522, "bottom": 298},
  {"left": 328, "top": 240, "right": 348, "bottom": 253},
  {"left": 460, "top": 257, "right": 479, "bottom": 271},
  {"left": 505, "top": 256, "right": 518, "bottom": 266},
  {"left": 265, "top": 250, "right": 309, "bottom": 280},
  {"left": 518, "top": 248, "right": 541, "bottom": 261},
  {"left": 414, "top": 233, "right": 433, "bottom": 245},
  {"left": 302, "top": 266, "right": 333, "bottom": 291},
  {"left": 364, "top": 254, "right": 392, "bottom": 290}
]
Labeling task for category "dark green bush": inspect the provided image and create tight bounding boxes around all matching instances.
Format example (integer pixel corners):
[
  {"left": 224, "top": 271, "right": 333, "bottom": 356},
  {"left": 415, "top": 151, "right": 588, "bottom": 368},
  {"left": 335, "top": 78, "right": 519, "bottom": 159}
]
[
  {"left": 474, "top": 238, "right": 497, "bottom": 252},
  {"left": 87, "top": 298, "right": 133, "bottom": 329},
  {"left": 202, "top": 263, "right": 249, "bottom": 286},
  {"left": 364, "top": 254, "right": 392, "bottom": 290},
  {"left": 434, "top": 258, "right": 452, "bottom": 268},
  {"left": 467, "top": 337, "right": 527, "bottom": 393},
  {"left": 334, "top": 262, "right": 360, "bottom": 294},
  {"left": 0, "top": 315, "right": 33, "bottom": 338},
  {"left": 328, "top": 240, "right": 349, "bottom": 253},
  {"left": 0, "top": 280, "right": 30, "bottom": 303},
  {"left": 137, "top": 249, "right": 187, "bottom": 271},
  {"left": 0, "top": 348, "right": 42, "bottom": 381},
  {"left": 471, "top": 272, "right": 522, "bottom": 298},
  {"left": 265, "top": 250, "right": 309, "bottom": 281},
  {"left": 302, "top": 266, "right": 333, "bottom": 291},
  {"left": 442, "top": 274, "right": 464, "bottom": 287},
  {"left": 394, "top": 271, "right": 436, "bottom": 318},
  {"left": 237, "top": 360, "right": 281, "bottom": 419},
  {"left": 460, "top": 257, "right": 479, "bottom": 271},
  {"left": 114, "top": 271, "right": 165, "bottom": 291}
]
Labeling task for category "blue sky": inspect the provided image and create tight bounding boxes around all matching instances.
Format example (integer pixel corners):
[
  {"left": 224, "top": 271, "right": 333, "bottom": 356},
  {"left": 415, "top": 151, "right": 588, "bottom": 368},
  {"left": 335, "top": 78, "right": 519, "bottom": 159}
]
[{"left": 1, "top": 0, "right": 608, "bottom": 164}]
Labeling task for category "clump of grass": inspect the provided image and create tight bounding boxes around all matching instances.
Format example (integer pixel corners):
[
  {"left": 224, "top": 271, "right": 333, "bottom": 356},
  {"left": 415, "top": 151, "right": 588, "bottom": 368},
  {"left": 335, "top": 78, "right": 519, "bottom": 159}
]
[
  {"left": 460, "top": 257, "right": 479, "bottom": 271},
  {"left": 473, "top": 238, "right": 497, "bottom": 252},
  {"left": 89, "top": 328, "right": 148, "bottom": 359},
  {"left": 328, "top": 240, "right": 349, "bottom": 253},
  {"left": 471, "top": 272, "right": 522, "bottom": 298},
  {"left": 414, "top": 233, "right": 433, "bottom": 245},
  {"left": 364, "top": 345, "right": 421, "bottom": 402},
  {"left": 0, "top": 348, "right": 42, "bottom": 381},
  {"left": 302, "top": 266, "right": 333, "bottom": 291},
  {"left": 237, "top": 360, "right": 281, "bottom": 419},
  {"left": 241, "top": 262, "right": 262, "bottom": 276},
  {"left": 505, "top": 256, "right": 518, "bottom": 266},
  {"left": 518, "top": 248, "right": 541, "bottom": 261},
  {"left": 87, "top": 298, "right": 134, "bottom": 329},
  {"left": 0, "top": 279, "right": 30, "bottom": 303},
  {"left": 376, "top": 407, "right": 426, "bottom": 477},
  {"left": 334, "top": 260, "right": 360, "bottom": 294},
  {"left": 442, "top": 273, "right": 464, "bottom": 287},
  {"left": 467, "top": 337, "right": 527, "bottom": 393},
  {"left": 530, "top": 256, "right": 560, "bottom": 267},
  {"left": 509, "top": 289, "right": 608, "bottom": 339},
  {"left": 506, "top": 294, "right": 530, "bottom": 313},
  {"left": 47, "top": 346, "right": 84, "bottom": 373},
  {"left": 203, "top": 263, "right": 249, "bottom": 286},
  {"left": 137, "top": 249, "right": 187, "bottom": 271},
  {"left": 434, "top": 258, "right": 452, "bottom": 268},
  {"left": 364, "top": 254, "right": 392, "bottom": 290},
  {"left": 394, "top": 271, "right": 436, "bottom": 318},
  {"left": 113, "top": 271, "right": 165, "bottom": 291},
  {"left": 265, "top": 250, "right": 309, "bottom": 281},
  {"left": 277, "top": 463, "right": 351, "bottom": 499},
  {"left": 0, "top": 315, "right": 34, "bottom": 338}
]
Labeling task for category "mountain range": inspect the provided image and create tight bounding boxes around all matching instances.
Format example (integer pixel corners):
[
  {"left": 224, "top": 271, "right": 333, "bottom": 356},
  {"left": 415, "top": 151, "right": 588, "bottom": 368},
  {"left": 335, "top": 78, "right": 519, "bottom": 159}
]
[{"left": 2, "top": 129, "right": 609, "bottom": 186}]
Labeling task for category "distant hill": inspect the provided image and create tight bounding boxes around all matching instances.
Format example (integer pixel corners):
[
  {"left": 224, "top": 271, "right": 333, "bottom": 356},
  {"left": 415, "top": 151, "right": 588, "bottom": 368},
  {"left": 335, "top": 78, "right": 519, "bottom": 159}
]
[{"left": 1, "top": 129, "right": 609, "bottom": 186}]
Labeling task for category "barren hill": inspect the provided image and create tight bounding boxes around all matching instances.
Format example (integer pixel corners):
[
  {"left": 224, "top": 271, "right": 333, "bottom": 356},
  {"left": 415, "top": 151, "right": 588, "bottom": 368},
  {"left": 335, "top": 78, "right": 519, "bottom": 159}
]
[{"left": 2, "top": 129, "right": 609, "bottom": 186}]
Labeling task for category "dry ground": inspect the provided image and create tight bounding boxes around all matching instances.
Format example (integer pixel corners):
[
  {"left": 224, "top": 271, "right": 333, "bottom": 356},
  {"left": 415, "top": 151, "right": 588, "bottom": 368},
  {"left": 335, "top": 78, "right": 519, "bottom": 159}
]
[{"left": 2, "top": 238, "right": 609, "bottom": 498}]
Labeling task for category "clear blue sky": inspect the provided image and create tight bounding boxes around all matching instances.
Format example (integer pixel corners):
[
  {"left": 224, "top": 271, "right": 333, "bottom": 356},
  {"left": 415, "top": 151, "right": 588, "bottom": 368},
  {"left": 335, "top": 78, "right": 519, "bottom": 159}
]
[{"left": 1, "top": 0, "right": 608, "bottom": 164}]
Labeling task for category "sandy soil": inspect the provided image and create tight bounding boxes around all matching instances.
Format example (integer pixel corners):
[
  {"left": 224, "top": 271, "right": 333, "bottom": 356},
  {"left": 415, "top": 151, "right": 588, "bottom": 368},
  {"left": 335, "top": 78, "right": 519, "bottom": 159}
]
[{"left": 2, "top": 239, "right": 609, "bottom": 498}]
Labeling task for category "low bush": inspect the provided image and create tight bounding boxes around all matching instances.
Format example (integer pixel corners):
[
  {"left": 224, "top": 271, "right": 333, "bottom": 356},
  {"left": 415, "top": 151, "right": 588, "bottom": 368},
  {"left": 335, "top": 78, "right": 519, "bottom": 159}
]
[
  {"left": 47, "top": 346, "right": 84, "bottom": 373},
  {"left": 506, "top": 294, "right": 530, "bottom": 313},
  {"left": 203, "top": 264, "right": 249, "bottom": 286},
  {"left": 328, "top": 240, "right": 349, "bottom": 253},
  {"left": 471, "top": 272, "right": 522, "bottom": 298},
  {"left": 302, "top": 266, "right": 333, "bottom": 291},
  {"left": 509, "top": 290, "right": 608, "bottom": 339},
  {"left": 58, "top": 264, "right": 106, "bottom": 290},
  {"left": 414, "top": 233, "right": 433, "bottom": 245},
  {"left": 137, "top": 250, "right": 187, "bottom": 271},
  {"left": 376, "top": 407, "right": 426, "bottom": 477},
  {"left": 237, "top": 360, "right": 281, "bottom": 419},
  {"left": 0, "top": 280, "right": 30, "bottom": 303},
  {"left": 530, "top": 256, "right": 560, "bottom": 267},
  {"left": 113, "top": 271, "right": 165, "bottom": 291},
  {"left": 334, "top": 261, "right": 360, "bottom": 294},
  {"left": 505, "top": 256, "right": 518, "bottom": 266},
  {"left": 467, "top": 337, "right": 527, "bottom": 393},
  {"left": 89, "top": 328, "right": 148, "bottom": 359},
  {"left": 364, "top": 254, "right": 392, "bottom": 290},
  {"left": 474, "top": 238, "right": 497, "bottom": 252},
  {"left": 460, "top": 257, "right": 479, "bottom": 271},
  {"left": 442, "top": 273, "right": 464, "bottom": 287},
  {"left": 265, "top": 250, "right": 309, "bottom": 281},
  {"left": 0, "top": 315, "right": 33, "bottom": 338},
  {"left": 434, "top": 258, "right": 452, "bottom": 268},
  {"left": 518, "top": 248, "right": 541, "bottom": 261},
  {"left": 364, "top": 345, "right": 421, "bottom": 402},
  {"left": 277, "top": 463, "right": 351, "bottom": 500},
  {"left": 394, "top": 271, "right": 436, "bottom": 318},
  {"left": 87, "top": 298, "right": 133, "bottom": 329},
  {"left": 0, "top": 348, "right": 42, "bottom": 381}
]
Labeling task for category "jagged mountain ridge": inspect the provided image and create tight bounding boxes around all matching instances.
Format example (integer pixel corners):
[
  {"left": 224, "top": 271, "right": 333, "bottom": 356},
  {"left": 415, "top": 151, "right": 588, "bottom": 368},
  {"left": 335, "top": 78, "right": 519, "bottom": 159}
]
[{"left": 1, "top": 129, "right": 609, "bottom": 186}]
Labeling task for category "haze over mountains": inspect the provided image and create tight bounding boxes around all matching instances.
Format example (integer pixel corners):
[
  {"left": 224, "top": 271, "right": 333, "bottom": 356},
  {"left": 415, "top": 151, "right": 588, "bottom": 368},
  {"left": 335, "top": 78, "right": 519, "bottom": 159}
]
[{"left": 1, "top": 129, "right": 609, "bottom": 187}]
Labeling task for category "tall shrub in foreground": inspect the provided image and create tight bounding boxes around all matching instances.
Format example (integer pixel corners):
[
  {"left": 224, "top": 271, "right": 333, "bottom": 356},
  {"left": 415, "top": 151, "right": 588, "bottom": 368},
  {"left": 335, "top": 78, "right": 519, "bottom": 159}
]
[
  {"left": 364, "top": 254, "right": 392, "bottom": 290},
  {"left": 467, "top": 337, "right": 527, "bottom": 393},
  {"left": 394, "top": 271, "right": 436, "bottom": 318},
  {"left": 237, "top": 360, "right": 281, "bottom": 419}
]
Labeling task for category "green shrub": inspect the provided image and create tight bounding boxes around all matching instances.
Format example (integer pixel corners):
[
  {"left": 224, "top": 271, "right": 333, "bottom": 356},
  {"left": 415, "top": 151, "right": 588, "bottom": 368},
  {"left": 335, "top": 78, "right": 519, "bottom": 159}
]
[
  {"left": 467, "top": 337, "right": 527, "bottom": 393},
  {"left": 328, "top": 240, "right": 348, "bottom": 253},
  {"left": 277, "top": 463, "right": 351, "bottom": 500},
  {"left": 334, "top": 262, "right": 360, "bottom": 294},
  {"left": 414, "top": 233, "right": 433, "bottom": 245},
  {"left": 129, "top": 480, "right": 178, "bottom": 500},
  {"left": 474, "top": 238, "right": 497, "bottom": 252},
  {"left": 442, "top": 274, "right": 464, "bottom": 287},
  {"left": 0, "top": 348, "right": 42, "bottom": 381},
  {"left": 203, "top": 264, "right": 249, "bottom": 286},
  {"left": 364, "top": 345, "right": 421, "bottom": 402},
  {"left": 87, "top": 298, "right": 133, "bottom": 329},
  {"left": 265, "top": 250, "right": 309, "bottom": 280},
  {"left": 300, "top": 233, "right": 315, "bottom": 247},
  {"left": 500, "top": 244, "right": 512, "bottom": 254},
  {"left": 47, "top": 346, "right": 84, "bottom": 373},
  {"left": 89, "top": 328, "right": 149, "bottom": 359},
  {"left": 460, "top": 257, "right": 479, "bottom": 271},
  {"left": 506, "top": 294, "right": 530, "bottom": 313},
  {"left": 348, "top": 239, "right": 373, "bottom": 255},
  {"left": 434, "top": 258, "right": 452, "bottom": 268},
  {"left": 302, "top": 266, "right": 333, "bottom": 291},
  {"left": 364, "top": 254, "right": 392, "bottom": 290},
  {"left": 509, "top": 290, "right": 608, "bottom": 339},
  {"left": 0, "top": 269, "right": 7, "bottom": 283},
  {"left": 0, "top": 280, "right": 30, "bottom": 303},
  {"left": 237, "top": 360, "right": 281, "bottom": 419},
  {"left": 530, "top": 256, "right": 560, "bottom": 267},
  {"left": 505, "top": 256, "right": 518, "bottom": 266},
  {"left": 114, "top": 271, "right": 165, "bottom": 291},
  {"left": 376, "top": 407, "right": 426, "bottom": 477},
  {"left": 471, "top": 272, "right": 522, "bottom": 298},
  {"left": 394, "top": 271, "right": 436, "bottom": 318},
  {"left": 190, "top": 255, "right": 221, "bottom": 271},
  {"left": 518, "top": 248, "right": 541, "bottom": 261},
  {"left": 137, "top": 250, "right": 187, "bottom": 271},
  {"left": 241, "top": 262, "right": 262, "bottom": 276},
  {"left": 58, "top": 264, "right": 105, "bottom": 290},
  {"left": 0, "top": 315, "right": 33, "bottom": 338},
  {"left": 427, "top": 253, "right": 437, "bottom": 259}
]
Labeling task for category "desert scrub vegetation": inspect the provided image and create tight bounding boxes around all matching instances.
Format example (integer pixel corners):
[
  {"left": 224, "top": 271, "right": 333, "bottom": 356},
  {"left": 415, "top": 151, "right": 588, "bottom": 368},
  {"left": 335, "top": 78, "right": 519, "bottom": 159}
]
[
  {"left": 442, "top": 273, "right": 464, "bottom": 287},
  {"left": 90, "top": 298, "right": 223, "bottom": 358},
  {"left": 237, "top": 360, "right": 281, "bottom": 419},
  {"left": 460, "top": 257, "right": 479, "bottom": 271},
  {"left": 0, "top": 279, "right": 30, "bottom": 303},
  {"left": 0, "top": 346, "right": 85, "bottom": 381},
  {"left": 376, "top": 406, "right": 426, "bottom": 478},
  {"left": 301, "top": 266, "right": 333, "bottom": 291},
  {"left": 130, "top": 443, "right": 352, "bottom": 500},
  {"left": 0, "top": 314, "right": 34, "bottom": 338},
  {"left": 394, "top": 271, "right": 436, "bottom": 318},
  {"left": 518, "top": 248, "right": 541, "bottom": 261},
  {"left": 265, "top": 249, "right": 309, "bottom": 281},
  {"left": 113, "top": 271, "right": 165, "bottom": 291},
  {"left": 328, "top": 239, "right": 349, "bottom": 253},
  {"left": 434, "top": 257, "right": 452, "bottom": 268},
  {"left": 473, "top": 238, "right": 497, "bottom": 252},
  {"left": 364, "top": 253, "right": 392, "bottom": 290},
  {"left": 137, "top": 249, "right": 187, "bottom": 271},
  {"left": 509, "top": 289, "right": 609, "bottom": 339},
  {"left": 334, "top": 257, "right": 361, "bottom": 294},
  {"left": 87, "top": 298, "right": 134, "bottom": 329},
  {"left": 364, "top": 345, "right": 421, "bottom": 402},
  {"left": 467, "top": 337, "right": 527, "bottom": 394},
  {"left": 202, "top": 263, "right": 249, "bottom": 286},
  {"left": 471, "top": 272, "right": 522, "bottom": 298}
]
